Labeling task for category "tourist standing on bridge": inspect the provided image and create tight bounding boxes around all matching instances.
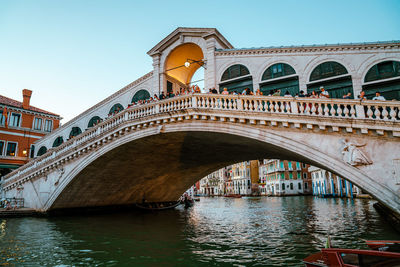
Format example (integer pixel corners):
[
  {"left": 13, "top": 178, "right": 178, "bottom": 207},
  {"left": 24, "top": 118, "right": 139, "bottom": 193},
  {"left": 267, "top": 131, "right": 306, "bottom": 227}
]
[
  {"left": 319, "top": 87, "right": 329, "bottom": 98},
  {"left": 372, "top": 92, "right": 386, "bottom": 100},
  {"left": 343, "top": 92, "right": 352, "bottom": 99},
  {"left": 272, "top": 89, "right": 281, "bottom": 96},
  {"left": 357, "top": 91, "right": 367, "bottom": 100},
  {"left": 159, "top": 92, "right": 165, "bottom": 100},
  {"left": 222, "top": 88, "right": 229, "bottom": 95}
]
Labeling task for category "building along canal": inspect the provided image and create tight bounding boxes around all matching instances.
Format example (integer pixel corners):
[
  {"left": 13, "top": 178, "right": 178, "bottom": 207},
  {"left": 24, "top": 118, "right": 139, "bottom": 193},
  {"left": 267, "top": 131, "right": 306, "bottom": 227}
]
[{"left": 1, "top": 196, "right": 399, "bottom": 266}]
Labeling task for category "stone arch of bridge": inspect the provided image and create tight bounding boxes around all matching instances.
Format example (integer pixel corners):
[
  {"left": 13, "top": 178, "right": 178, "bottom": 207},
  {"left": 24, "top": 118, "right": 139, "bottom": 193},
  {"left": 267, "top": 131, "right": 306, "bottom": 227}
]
[{"left": 43, "top": 121, "right": 399, "bottom": 213}]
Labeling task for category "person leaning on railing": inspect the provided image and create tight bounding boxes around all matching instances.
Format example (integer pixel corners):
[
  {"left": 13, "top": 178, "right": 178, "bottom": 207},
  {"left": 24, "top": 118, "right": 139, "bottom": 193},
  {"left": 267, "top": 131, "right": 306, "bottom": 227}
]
[{"left": 372, "top": 92, "right": 386, "bottom": 101}]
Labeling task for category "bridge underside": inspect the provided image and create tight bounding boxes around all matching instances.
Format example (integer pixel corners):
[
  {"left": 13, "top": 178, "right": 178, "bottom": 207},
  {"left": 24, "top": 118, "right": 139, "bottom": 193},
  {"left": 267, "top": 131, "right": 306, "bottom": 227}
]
[{"left": 51, "top": 131, "right": 312, "bottom": 209}]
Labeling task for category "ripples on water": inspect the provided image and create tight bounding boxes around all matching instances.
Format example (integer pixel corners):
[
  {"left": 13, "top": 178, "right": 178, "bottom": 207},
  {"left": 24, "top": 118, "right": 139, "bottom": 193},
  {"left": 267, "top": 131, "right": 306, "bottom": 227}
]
[{"left": 1, "top": 196, "right": 399, "bottom": 266}]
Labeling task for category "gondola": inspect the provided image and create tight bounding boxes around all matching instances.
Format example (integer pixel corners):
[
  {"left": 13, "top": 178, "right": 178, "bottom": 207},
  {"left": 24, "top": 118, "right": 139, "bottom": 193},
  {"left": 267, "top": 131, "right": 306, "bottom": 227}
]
[{"left": 135, "top": 201, "right": 181, "bottom": 211}]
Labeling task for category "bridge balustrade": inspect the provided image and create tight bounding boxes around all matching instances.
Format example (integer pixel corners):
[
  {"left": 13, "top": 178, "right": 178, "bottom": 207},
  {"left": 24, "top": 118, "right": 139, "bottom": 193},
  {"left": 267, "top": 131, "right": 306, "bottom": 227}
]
[{"left": 2, "top": 93, "right": 399, "bottom": 186}]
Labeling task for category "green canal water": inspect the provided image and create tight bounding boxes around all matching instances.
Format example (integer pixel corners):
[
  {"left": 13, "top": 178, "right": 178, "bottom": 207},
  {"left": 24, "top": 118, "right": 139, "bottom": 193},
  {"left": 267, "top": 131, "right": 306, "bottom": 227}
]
[{"left": 1, "top": 196, "right": 399, "bottom": 266}]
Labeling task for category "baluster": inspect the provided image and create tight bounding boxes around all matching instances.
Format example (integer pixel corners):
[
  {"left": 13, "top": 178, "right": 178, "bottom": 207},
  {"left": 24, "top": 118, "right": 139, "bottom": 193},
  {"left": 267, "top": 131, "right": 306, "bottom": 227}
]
[
  {"left": 317, "top": 103, "right": 323, "bottom": 115},
  {"left": 323, "top": 104, "right": 330, "bottom": 117},
  {"left": 374, "top": 105, "right": 381, "bottom": 119},
  {"left": 329, "top": 104, "right": 336, "bottom": 117},
  {"left": 254, "top": 100, "right": 259, "bottom": 111},
  {"left": 366, "top": 105, "right": 373, "bottom": 119},
  {"left": 304, "top": 102, "right": 310, "bottom": 115},
  {"left": 310, "top": 103, "right": 316, "bottom": 115},
  {"left": 268, "top": 101, "right": 274, "bottom": 112},
  {"left": 285, "top": 101, "right": 291, "bottom": 113},
  {"left": 350, "top": 105, "right": 356, "bottom": 118},
  {"left": 274, "top": 101, "right": 280, "bottom": 113},
  {"left": 343, "top": 105, "right": 349, "bottom": 117},
  {"left": 232, "top": 99, "right": 237, "bottom": 109},
  {"left": 336, "top": 105, "right": 343, "bottom": 117},
  {"left": 299, "top": 102, "right": 305, "bottom": 114},
  {"left": 381, "top": 107, "right": 389, "bottom": 120},
  {"left": 389, "top": 106, "right": 397, "bottom": 121},
  {"left": 243, "top": 100, "right": 248, "bottom": 110}
]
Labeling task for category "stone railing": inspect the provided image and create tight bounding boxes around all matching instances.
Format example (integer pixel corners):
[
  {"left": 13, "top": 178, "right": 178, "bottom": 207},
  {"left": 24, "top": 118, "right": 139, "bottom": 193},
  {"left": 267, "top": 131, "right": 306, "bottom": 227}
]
[{"left": 2, "top": 94, "right": 400, "bottom": 185}]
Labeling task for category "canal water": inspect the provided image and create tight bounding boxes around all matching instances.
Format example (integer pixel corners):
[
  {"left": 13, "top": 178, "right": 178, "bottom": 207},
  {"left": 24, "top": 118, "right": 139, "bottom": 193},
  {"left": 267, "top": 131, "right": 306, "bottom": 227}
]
[{"left": 1, "top": 196, "right": 399, "bottom": 266}]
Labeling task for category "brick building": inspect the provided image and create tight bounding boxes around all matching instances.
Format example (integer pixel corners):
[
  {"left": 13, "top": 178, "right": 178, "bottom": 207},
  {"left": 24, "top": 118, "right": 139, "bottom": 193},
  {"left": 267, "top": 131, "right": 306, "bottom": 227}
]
[{"left": 0, "top": 89, "right": 61, "bottom": 177}]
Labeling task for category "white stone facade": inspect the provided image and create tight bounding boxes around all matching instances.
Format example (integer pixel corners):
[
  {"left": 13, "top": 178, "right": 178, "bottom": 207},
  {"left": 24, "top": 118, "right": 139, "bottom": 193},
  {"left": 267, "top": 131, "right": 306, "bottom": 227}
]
[
  {"left": 30, "top": 28, "right": 400, "bottom": 157},
  {"left": 231, "top": 162, "right": 252, "bottom": 195},
  {"left": 309, "top": 166, "right": 361, "bottom": 198},
  {"left": 199, "top": 168, "right": 225, "bottom": 196}
]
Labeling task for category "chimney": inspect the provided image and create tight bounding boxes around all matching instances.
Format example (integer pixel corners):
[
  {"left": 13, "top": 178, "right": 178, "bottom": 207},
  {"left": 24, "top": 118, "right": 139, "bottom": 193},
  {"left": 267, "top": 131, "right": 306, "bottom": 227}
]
[{"left": 22, "top": 89, "right": 32, "bottom": 110}]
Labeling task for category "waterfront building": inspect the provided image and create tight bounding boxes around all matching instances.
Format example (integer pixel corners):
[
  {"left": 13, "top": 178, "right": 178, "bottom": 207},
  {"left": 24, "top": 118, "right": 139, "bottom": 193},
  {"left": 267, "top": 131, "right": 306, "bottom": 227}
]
[
  {"left": 199, "top": 167, "right": 226, "bottom": 196},
  {"left": 231, "top": 161, "right": 254, "bottom": 195},
  {"left": 259, "top": 159, "right": 311, "bottom": 196},
  {"left": 0, "top": 90, "right": 61, "bottom": 177},
  {"left": 309, "top": 166, "right": 362, "bottom": 198}
]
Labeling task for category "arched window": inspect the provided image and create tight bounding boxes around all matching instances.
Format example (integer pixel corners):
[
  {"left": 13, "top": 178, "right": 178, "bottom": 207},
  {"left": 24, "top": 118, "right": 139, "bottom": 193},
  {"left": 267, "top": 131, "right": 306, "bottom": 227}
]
[
  {"left": 219, "top": 64, "right": 252, "bottom": 94},
  {"left": 109, "top": 103, "right": 124, "bottom": 115},
  {"left": 290, "top": 183, "right": 294, "bottom": 190},
  {"left": 52, "top": 136, "right": 64, "bottom": 148},
  {"left": 37, "top": 146, "right": 47, "bottom": 156},
  {"left": 282, "top": 183, "right": 285, "bottom": 190},
  {"left": 262, "top": 63, "right": 296, "bottom": 80},
  {"left": 363, "top": 61, "right": 400, "bottom": 100},
  {"left": 132, "top": 90, "right": 150, "bottom": 103},
  {"left": 88, "top": 116, "right": 101, "bottom": 128},
  {"left": 310, "top": 61, "right": 348, "bottom": 81},
  {"left": 221, "top": 64, "right": 250, "bottom": 81},
  {"left": 307, "top": 61, "right": 353, "bottom": 99},
  {"left": 365, "top": 61, "right": 400, "bottom": 82},
  {"left": 298, "top": 183, "right": 302, "bottom": 190},
  {"left": 69, "top": 127, "right": 82, "bottom": 139}
]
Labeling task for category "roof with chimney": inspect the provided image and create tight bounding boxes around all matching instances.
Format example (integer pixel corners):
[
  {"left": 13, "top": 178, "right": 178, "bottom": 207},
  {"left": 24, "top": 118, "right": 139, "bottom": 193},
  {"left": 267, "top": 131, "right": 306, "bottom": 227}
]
[{"left": 0, "top": 94, "right": 60, "bottom": 117}]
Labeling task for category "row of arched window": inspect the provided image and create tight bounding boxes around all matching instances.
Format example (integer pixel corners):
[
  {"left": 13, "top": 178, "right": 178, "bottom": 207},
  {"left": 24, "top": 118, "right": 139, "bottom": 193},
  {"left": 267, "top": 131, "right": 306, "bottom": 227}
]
[
  {"left": 219, "top": 60, "right": 400, "bottom": 100},
  {"left": 36, "top": 89, "right": 151, "bottom": 157}
]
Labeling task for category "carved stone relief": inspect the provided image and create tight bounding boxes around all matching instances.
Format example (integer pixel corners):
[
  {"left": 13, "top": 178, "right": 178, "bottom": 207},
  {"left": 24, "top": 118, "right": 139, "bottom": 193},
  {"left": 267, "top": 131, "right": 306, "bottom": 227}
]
[{"left": 340, "top": 139, "right": 372, "bottom": 166}]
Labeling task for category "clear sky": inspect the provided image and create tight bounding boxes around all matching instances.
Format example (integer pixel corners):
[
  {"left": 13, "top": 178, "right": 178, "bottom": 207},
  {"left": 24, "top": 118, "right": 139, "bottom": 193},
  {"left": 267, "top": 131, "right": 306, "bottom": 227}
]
[{"left": 1, "top": 0, "right": 399, "bottom": 122}]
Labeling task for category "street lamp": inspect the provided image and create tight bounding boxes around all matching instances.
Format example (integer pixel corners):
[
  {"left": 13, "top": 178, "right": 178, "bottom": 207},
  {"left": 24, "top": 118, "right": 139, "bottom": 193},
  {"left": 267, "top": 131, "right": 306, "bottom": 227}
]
[
  {"left": 165, "top": 58, "right": 207, "bottom": 72},
  {"left": 184, "top": 58, "right": 207, "bottom": 69}
]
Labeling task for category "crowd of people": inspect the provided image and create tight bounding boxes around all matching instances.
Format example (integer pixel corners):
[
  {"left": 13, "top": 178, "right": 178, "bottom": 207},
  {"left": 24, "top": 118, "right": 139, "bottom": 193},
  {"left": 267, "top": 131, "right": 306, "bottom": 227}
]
[{"left": 102, "top": 85, "right": 390, "bottom": 120}]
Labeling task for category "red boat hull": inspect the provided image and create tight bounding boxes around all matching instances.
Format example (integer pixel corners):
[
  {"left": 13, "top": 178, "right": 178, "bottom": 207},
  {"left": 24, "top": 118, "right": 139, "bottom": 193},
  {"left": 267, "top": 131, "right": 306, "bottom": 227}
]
[{"left": 303, "top": 248, "right": 400, "bottom": 266}]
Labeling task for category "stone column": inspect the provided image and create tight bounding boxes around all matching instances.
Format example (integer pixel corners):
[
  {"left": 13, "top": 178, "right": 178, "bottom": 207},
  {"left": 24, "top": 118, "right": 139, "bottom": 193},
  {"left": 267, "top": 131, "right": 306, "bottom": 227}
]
[
  {"left": 298, "top": 76, "right": 308, "bottom": 94},
  {"left": 352, "top": 75, "right": 363, "bottom": 98},
  {"left": 151, "top": 54, "right": 162, "bottom": 95},
  {"left": 204, "top": 38, "right": 217, "bottom": 91}
]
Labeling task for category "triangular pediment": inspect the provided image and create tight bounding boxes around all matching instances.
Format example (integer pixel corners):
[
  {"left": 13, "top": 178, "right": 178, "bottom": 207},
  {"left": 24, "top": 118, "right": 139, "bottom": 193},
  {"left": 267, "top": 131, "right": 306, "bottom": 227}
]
[{"left": 147, "top": 27, "right": 233, "bottom": 56}]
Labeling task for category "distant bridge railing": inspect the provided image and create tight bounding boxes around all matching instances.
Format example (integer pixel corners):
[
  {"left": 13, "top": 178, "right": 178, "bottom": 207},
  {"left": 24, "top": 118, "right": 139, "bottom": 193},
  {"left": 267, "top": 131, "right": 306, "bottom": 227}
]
[{"left": 2, "top": 94, "right": 399, "bottom": 187}]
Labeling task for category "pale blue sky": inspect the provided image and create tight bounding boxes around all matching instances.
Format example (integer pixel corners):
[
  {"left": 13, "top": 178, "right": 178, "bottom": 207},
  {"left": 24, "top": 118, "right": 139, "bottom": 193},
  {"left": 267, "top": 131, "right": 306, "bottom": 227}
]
[{"left": 1, "top": 0, "right": 399, "bottom": 122}]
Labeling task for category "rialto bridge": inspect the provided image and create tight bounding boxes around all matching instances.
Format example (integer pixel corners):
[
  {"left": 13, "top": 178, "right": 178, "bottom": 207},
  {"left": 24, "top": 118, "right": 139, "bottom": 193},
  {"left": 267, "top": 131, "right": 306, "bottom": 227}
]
[{"left": 1, "top": 28, "right": 400, "bottom": 214}]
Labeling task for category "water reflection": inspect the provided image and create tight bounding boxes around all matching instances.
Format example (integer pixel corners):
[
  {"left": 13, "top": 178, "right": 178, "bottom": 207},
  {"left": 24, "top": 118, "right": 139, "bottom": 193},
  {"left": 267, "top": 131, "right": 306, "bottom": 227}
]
[{"left": 1, "top": 196, "right": 399, "bottom": 266}]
